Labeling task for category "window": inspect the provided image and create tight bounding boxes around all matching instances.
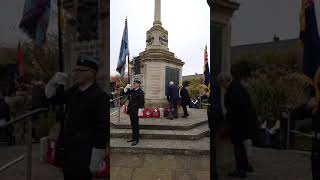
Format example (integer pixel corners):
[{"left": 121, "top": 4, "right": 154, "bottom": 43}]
[{"left": 165, "top": 67, "right": 180, "bottom": 95}]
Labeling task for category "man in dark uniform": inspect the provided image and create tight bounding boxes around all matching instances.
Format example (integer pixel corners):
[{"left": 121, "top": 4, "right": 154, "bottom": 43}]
[
  {"left": 124, "top": 79, "right": 144, "bottom": 146},
  {"left": 45, "top": 56, "right": 108, "bottom": 180},
  {"left": 167, "top": 81, "right": 180, "bottom": 120},
  {"left": 218, "top": 72, "right": 256, "bottom": 178},
  {"left": 308, "top": 96, "right": 320, "bottom": 180}
]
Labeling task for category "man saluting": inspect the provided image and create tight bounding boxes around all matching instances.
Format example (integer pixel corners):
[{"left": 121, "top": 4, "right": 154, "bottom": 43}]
[
  {"left": 45, "top": 55, "right": 108, "bottom": 180},
  {"left": 124, "top": 79, "right": 144, "bottom": 146}
]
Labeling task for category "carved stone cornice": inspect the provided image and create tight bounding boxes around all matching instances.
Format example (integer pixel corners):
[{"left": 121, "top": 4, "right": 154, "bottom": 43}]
[{"left": 139, "top": 49, "right": 184, "bottom": 66}]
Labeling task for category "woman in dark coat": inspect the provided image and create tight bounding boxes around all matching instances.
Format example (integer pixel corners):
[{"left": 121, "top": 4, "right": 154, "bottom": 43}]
[
  {"left": 218, "top": 72, "right": 257, "bottom": 178},
  {"left": 179, "top": 85, "right": 191, "bottom": 118}
]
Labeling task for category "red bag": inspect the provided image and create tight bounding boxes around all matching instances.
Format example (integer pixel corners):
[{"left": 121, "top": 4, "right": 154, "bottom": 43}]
[
  {"left": 164, "top": 107, "right": 170, "bottom": 117},
  {"left": 47, "top": 139, "right": 56, "bottom": 165},
  {"left": 94, "top": 152, "right": 110, "bottom": 178}
]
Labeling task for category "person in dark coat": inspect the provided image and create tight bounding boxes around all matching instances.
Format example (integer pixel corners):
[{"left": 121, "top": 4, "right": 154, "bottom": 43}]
[
  {"left": 124, "top": 79, "right": 144, "bottom": 146},
  {"left": 294, "top": 84, "right": 320, "bottom": 180},
  {"left": 218, "top": 72, "right": 257, "bottom": 178},
  {"left": 179, "top": 84, "right": 190, "bottom": 118},
  {"left": 45, "top": 56, "right": 108, "bottom": 180},
  {"left": 167, "top": 81, "right": 180, "bottom": 120}
]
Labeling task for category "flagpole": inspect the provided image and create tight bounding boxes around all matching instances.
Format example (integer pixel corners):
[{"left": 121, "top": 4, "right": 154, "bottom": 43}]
[
  {"left": 127, "top": 55, "right": 130, "bottom": 83},
  {"left": 57, "top": 0, "right": 64, "bottom": 72}
]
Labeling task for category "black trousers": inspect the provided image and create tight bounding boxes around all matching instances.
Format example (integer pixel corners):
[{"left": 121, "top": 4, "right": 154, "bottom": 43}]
[
  {"left": 63, "top": 145, "right": 92, "bottom": 180},
  {"left": 312, "top": 138, "right": 320, "bottom": 180},
  {"left": 182, "top": 104, "right": 188, "bottom": 116},
  {"left": 130, "top": 113, "right": 140, "bottom": 141},
  {"left": 233, "top": 142, "right": 249, "bottom": 172}
]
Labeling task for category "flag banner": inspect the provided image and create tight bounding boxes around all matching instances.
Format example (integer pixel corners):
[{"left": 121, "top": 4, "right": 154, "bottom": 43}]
[
  {"left": 300, "top": 0, "right": 320, "bottom": 82},
  {"left": 116, "top": 19, "right": 129, "bottom": 76},
  {"left": 204, "top": 45, "right": 211, "bottom": 87},
  {"left": 16, "top": 42, "right": 24, "bottom": 77},
  {"left": 19, "top": 0, "right": 51, "bottom": 47},
  {"left": 299, "top": 0, "right": 320, "bottom": 100}
]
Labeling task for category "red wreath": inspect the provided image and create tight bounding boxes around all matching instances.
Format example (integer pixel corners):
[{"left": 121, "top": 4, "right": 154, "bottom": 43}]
[{"left": 143, "top": 108, "right": 154, "bottom": 118}]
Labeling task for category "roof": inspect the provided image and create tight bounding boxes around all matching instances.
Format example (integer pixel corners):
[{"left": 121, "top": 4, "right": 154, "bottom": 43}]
[
  {"left": 182, "top": 74, "right": 203, "bottom": 82},
  {"left": 231, "top": 38, "right": 301, "bottom": 62}
]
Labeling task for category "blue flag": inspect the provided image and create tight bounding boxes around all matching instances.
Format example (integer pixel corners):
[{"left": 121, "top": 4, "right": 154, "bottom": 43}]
[
  {"left": 300, "top": 0, "right": 320, "bottom": 99},
  {"left": 204, "top": 45, "right": 211, "bottom": 86},
  {"left": 116, "top": 18, "right": 130, "bottom": 76},
  {"left": 19, "top": 0, "right": 51, "bottom": 47}
]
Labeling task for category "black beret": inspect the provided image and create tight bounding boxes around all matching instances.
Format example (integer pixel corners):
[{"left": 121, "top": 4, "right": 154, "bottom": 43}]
[
  {"left": 76, "top": 55, "right": 99, "bottom": 72},
  {"left": 133, "top": 79, "right": 141, "bottom": 84}
]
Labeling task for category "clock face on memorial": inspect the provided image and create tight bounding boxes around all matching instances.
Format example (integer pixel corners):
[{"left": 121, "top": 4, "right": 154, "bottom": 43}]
[
  {"left": 146, "top": 35, "right": 154, "bottom": 46},
  {"left": 159, "top": 34, "right": 168, "bottom": 46}
]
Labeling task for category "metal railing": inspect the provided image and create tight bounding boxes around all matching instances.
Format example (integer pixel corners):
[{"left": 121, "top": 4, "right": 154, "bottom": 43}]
[
  {"left": 110, "top": 96, "right": 125, "bottom": 123},
  {"left": 0, "top": 108, "right": 48, "bottom": 180},
  {"left": 281, "top": 107, "right": 314, "bottom": 149}
]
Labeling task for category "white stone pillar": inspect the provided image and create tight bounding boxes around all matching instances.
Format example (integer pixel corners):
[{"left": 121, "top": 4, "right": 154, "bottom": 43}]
[{"left": 153, "top": 0, "right": 162, "bottom": 26}]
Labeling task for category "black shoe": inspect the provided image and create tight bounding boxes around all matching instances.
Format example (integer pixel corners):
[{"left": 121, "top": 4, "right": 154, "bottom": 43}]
[
  {"left": 182, "top": 115, "right": 187, "bottom": 118},
  {"left": 166, "top": 117, "right": 173, "bottom": 120},
  {"left": 186, "top": 113, "right": 190, "bottom": 116},
  {"left": 127, "top": 139, "right": 134, "bottom": 142},
  {"left": 131, "top": 141, "right": 139, "bottom": 146},
  {"left": 246, "top": 165, "right": 254, "bottom": 173},
  {"left": 174, "top": 116, "right": 178, "bottom": 118},
  {"left": 228, "top": 171, "right": 247, "bottom": 178}
]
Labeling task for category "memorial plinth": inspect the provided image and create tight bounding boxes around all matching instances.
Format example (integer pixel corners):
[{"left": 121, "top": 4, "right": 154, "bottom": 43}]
[{"left": 131, "top": 0, "right": 184, "bottom": 108}]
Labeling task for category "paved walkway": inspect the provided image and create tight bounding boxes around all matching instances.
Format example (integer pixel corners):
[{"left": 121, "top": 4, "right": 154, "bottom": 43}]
[
  {"left": 0, "top": 143, "right": 313, "bottom": 180},
  {"left": 111, "top": 153, "right": 209, "bottom": 180}
]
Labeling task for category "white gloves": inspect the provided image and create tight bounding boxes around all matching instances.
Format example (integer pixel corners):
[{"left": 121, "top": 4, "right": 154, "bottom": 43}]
[
  {"left": 89, "top": 148, "right": 106, "bottom": 174},
  {"left": 124, "top": 84, "right": 131, "bottom": 93},
  {"left": 138, "top": 108, "right": 144, "bottom": 116},
  {"left": 45, "top": 72, "right": 68, "bottom": 98}
]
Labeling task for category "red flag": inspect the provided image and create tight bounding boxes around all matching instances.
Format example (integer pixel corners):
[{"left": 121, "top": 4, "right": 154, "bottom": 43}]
[{"left": 16, "top": 41, "right": 24, "bottom": 77}]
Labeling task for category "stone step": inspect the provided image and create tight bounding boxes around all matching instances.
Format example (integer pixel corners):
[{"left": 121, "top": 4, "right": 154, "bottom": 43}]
[
  {"left": 111, "top": 118, "right": 208, "bottom": 130},
  {"left": 111, "top": 108, "right": 209, "bottom": 130},
  {"left": 110, "top": 137, "right": 210, "bottom": 155},
  {"left": 111, "top": 124, "right": 209, "bottom": 140}
]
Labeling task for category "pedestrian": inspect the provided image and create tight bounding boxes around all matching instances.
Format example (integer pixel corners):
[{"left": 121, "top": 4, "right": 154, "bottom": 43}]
[
  {"left": 179, "top": 84, "right": 190, "bottom": 118},
  {"left": 0, "top": 92, "right": 14, "bottom": 145},
  {"left": 45, "top": 55, "right": 109, "bottom": 180},
  {"left": 124, "top": 79, "right": 144, "bottom": 146},
  {"left": 217, "top": 72, "right": 256, "bottom": 178},
  {"left": 166, "top": 81, "right": 180, "bottom": 120},
  {"left": 301, "top": 94, "right": 320, "bottom": 180}
]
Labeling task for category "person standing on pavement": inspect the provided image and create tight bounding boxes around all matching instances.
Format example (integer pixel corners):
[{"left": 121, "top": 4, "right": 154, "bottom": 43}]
[
  {"left": 167, "top": 81, "right": 180, "bottom": 120},
  {"left": 300, "top": 92, "right": 320, "bottom": 180},
  {"left": 179, "top": 84, "right": 190, "bottom": 118},
  {"left": 217, "top": 72, "right": 256, "bottom": 178},
  {"left": 45, "top": 55, "right": 108, "bottom": 180},
  {"left": 124, "top": 79, "right": 144, "bottom": 146}
]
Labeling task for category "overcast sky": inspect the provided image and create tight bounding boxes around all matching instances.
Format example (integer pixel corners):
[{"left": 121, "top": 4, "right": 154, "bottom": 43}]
[
  {"left": 1, "top": 0, "right": 320, "bottom": 76},
  {"left": 110, "top": 0, "right": 210, "bottom": 76}
]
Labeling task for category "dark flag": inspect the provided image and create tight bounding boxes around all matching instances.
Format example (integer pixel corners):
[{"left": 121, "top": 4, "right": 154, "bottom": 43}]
[
  {"left": 19, "top": 0, "right": 51, "bottom": 47},
  {"left": 204, "top": 45, "right": 211, "bottom": 87},
  {"left": 16, "top": 41, "right": 24, "bottom": 77},
  {"left": 300, "top": 0, "right": 320, "bottom": 91}
]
